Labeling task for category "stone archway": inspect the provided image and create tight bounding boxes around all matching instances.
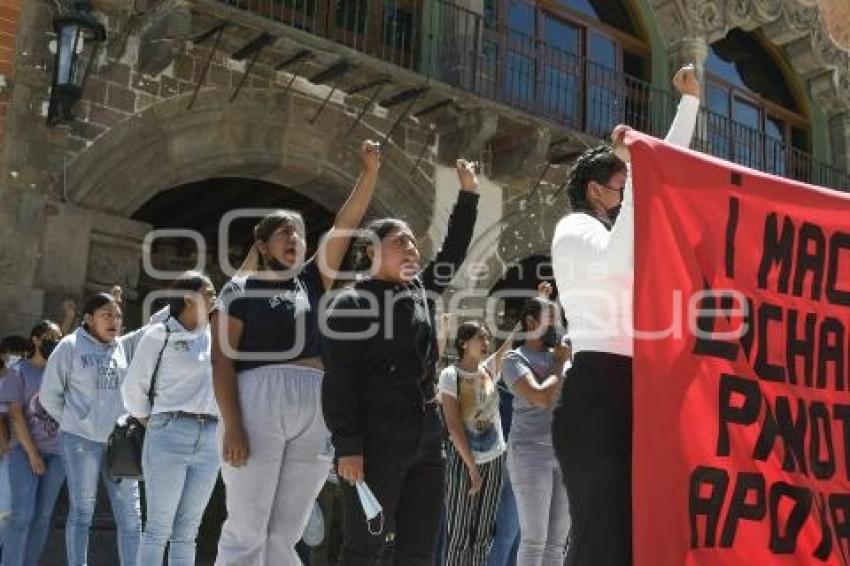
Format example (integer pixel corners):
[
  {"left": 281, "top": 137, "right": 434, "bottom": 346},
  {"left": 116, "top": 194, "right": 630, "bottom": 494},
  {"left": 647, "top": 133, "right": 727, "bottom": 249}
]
[
  {"left": 64, "top": 88, "right": 437, "bottom": 226},
  {"left": 39, "top": 86, "right": 440, "bottom": 314}
]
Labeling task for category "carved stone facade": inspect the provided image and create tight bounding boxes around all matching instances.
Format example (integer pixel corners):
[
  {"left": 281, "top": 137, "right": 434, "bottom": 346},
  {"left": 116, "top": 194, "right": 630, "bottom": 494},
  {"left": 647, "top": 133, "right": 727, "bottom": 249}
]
[
  {"left": 818, "top": 0, "right": 850, "bottom": 50},
  {"left": 648, "top": 0, "right": 850, "bottom": 178},
  {"left": 650, "top": 0, "right": 850, "bottom": 111}
]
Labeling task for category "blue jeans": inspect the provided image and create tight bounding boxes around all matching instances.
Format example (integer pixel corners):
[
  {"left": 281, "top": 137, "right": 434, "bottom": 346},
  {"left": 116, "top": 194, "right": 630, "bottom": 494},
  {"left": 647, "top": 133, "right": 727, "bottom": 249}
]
[
  {"left": 0, "top": 452, "right": 11, "bottom": 551},
  {"left": 4, "top": 447, "right": 66, "bottom": 566},
  {"left": 58, "top": 431, "right": 142, "bottom": 566},
  {"left": 487, "top": 471, "right": 519, "bottom": 566},
  {"left": 138, "top": 413, "right": 219, "bottom": 566}
]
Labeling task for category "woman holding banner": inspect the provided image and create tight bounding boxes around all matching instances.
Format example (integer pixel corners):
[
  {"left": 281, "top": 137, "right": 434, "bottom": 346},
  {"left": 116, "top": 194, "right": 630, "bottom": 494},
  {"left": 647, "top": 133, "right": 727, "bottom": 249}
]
[{"left": 550, "top": 65, "right": 701, "bottom": 566}]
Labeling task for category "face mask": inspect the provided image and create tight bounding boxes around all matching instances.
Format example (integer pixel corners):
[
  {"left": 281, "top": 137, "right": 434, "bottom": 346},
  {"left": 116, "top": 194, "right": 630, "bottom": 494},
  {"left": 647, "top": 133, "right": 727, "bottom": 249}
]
[
  {"left": 39, "top": 340, "right": 59, "bottom": 360},
  {"left": 265, "top": 255, "right": 290, "bottom": 272},
  {"left": 355, "top": 481, "right": 384, "bottom": 535},
  {"left": 3, "top": 354, "right": 20, "bottom": 368},
  {"left": 541, "top": 325, "right": 560, "bottom": 349}
]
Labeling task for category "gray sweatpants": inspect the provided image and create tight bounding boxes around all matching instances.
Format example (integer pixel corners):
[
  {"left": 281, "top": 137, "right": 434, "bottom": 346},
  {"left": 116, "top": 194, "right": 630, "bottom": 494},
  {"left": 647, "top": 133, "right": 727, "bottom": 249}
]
[
  {"left": 506, "top": 441, "right": 570, "bottom": 566},
  {"left": 216, "top": 364, "right": 332, "bottom": 566}
]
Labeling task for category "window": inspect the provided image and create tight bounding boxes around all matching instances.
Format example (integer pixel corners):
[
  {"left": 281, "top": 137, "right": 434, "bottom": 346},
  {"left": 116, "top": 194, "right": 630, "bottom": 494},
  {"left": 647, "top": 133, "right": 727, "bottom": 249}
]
[
  {"left": 272, "top": 0, "right": 320, "bottom": 31},
  {"left": 543, "top": 15, "right": 581, "bottom": 54},
  {"left": 587, "top": 31, "right": 620, "bottom": 134},
  {"left": 508, "top": 1, "right": 535, "bottom": 35},
  {"left": 383, "top": 2, "right": 415, "bottom": 52},
  {"left": 553, "top": 0, "right": 637, "bottom": 35},
  {"left": 335, "top": 0, "right": 367, "bottom": 33},
  {"left": 541, "top": 16, "right": 581, "bottom": 124},
  {"left": 504, "top": 1, "right": 537, "bottom": 108},
  {"left": 486, "top": 0, "right": 649, "bottom": 134},
  {"left": 484, "top": 0, "right": 498, "bottom": 28},
  {"left": 330, "top": 0, "right": 420, "bottom": 68},
  {"left": 705, "top": 29, "right": 809, "bottom": 176}
]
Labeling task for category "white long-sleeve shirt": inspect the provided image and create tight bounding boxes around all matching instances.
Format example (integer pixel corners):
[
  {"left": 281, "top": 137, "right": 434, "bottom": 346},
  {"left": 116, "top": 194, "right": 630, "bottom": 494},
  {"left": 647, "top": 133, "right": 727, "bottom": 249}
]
[
  {"left": 121, "top": 316, "right": 217, "bottom": 418},
  {"left": 551, "top": 95, "right": 700, "bottom": 357}
]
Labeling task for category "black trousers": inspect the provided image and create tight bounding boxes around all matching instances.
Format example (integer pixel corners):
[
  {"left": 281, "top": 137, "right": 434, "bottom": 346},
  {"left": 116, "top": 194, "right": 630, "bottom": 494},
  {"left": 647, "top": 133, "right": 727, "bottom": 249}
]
[
  {"left": 552, "top": 351, "right": 633, "bottom": 566},
  {"left": 339, "top": 406, "right": 445, "bottom": 566}
]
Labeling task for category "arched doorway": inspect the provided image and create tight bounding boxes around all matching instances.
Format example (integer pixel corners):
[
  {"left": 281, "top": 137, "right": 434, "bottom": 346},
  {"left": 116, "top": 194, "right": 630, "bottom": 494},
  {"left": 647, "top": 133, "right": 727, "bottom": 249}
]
[
  {"left": 46, "top": 89, "right": 439, "bottom": 336},
  {"left": 62, "top": 89, "right": 436, "bottom": 226},
  {"left": 127, "top": 177, "right": 336, "bottom": 327}
]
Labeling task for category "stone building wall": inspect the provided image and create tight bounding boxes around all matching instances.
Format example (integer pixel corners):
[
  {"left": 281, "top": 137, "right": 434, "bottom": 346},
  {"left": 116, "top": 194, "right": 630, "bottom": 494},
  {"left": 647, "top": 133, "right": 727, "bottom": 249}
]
[{"left": 0, "top": 0, "right": 22, "bottom": 152}]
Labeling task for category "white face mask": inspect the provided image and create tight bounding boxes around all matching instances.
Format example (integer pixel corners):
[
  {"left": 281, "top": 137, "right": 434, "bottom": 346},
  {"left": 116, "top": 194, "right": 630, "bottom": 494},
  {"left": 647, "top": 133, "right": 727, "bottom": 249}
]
[
  {"left": 3, "top": 355, "right": 20, "bottom": 368},
  {"left": 356, "top": 481, "right": 384, "bottom": 536}
]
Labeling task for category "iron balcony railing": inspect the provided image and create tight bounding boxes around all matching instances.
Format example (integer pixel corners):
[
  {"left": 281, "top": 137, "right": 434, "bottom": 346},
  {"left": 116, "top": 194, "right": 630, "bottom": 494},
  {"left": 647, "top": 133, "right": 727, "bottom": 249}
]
[{"left": 219, "top": 0, "right": 850, "bottom": 191}]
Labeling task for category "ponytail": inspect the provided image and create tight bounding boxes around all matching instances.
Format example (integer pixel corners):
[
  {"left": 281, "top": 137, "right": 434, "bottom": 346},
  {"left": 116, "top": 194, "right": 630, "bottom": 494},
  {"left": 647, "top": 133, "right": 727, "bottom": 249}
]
[
  {"left": 239, "top": 210, "right": 305, "bottom": 276},
  {"left": 237, "top": 242, "right": 261, "bottom": 276}
]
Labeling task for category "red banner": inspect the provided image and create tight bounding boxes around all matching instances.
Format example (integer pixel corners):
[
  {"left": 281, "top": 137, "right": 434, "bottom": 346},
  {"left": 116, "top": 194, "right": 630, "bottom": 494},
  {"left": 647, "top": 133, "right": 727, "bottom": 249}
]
[{"left": 629, "top": 131, "right": 850, "bottom": 566}]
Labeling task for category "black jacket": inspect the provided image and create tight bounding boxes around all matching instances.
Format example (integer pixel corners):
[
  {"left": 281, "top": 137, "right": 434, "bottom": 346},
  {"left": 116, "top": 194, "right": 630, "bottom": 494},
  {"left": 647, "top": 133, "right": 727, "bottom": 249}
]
[{"left": 321, "top": 191, "right": 479, "bottom": 457}]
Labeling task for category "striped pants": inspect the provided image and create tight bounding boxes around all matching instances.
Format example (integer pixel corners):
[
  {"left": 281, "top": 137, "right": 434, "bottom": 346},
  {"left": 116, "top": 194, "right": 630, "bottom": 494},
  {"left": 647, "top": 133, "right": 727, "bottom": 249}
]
[{"left": 444, "top": 446, "right": 504, "bottom": 566}]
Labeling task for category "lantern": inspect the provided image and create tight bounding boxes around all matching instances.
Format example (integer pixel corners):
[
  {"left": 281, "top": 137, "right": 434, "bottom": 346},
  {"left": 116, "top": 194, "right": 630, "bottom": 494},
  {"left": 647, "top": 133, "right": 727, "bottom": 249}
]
[{"left": 47, "top": 1, "right": 106, "bottom": 125}]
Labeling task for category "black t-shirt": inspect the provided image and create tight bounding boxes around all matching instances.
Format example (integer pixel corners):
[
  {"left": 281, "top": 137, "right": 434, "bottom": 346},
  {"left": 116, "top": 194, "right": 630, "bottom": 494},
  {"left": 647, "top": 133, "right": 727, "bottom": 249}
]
[{"left": 217, "top": 259, "right": 324, "bottom": 372}]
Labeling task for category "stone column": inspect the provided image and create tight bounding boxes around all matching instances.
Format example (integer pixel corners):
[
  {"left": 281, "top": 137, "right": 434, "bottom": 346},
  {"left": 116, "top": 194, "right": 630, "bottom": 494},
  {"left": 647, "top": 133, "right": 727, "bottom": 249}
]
[
  {"left": 666, "top": 36, "right": 709, "bottom": 146},
  {"left": 667, "top": 35, "right": 709, "bottom": 87},
  {"left": 35, "top": 200, "right": 150, "bottom": 328}
]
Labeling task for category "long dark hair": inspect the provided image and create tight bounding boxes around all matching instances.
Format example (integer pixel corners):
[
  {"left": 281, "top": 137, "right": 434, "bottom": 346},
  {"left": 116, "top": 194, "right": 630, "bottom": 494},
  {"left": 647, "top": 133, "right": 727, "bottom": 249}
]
[
  {"left": 26, "top": 320, "right": 59, "bottom": 358},
  {"left": 566, "top": 145, "right": 627, "bottom": 222},
  {"left": 514, "top": 297, "right": 554, "bottom": 347},
  {"left": 454, "top": 321, "right": 489, "bottom": 359},
  {"left": 81, "top": 292, "right": 119, "bottom": 333},
  {"left": 0, "top": 336, "right": 27, "bottom": 356},
  {"left": 353, "top": 217, "right": 411, "bottom": 272},
  {"left": 166, "top": 271, "right": 214, "bottom": 319}
]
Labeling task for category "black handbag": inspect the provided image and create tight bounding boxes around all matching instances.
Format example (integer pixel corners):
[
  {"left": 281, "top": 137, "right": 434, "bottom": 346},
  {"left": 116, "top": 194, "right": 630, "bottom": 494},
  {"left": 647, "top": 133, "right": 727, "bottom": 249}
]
[{"left": 106, "top": 322, "right": 171, "bottom": 480}]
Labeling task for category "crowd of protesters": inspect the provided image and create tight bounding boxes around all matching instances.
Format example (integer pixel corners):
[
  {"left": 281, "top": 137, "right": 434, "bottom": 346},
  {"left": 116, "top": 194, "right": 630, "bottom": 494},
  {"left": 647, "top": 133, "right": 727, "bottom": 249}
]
[{"left": 0, "top": 65, "right": 699, "bottom": 566}]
